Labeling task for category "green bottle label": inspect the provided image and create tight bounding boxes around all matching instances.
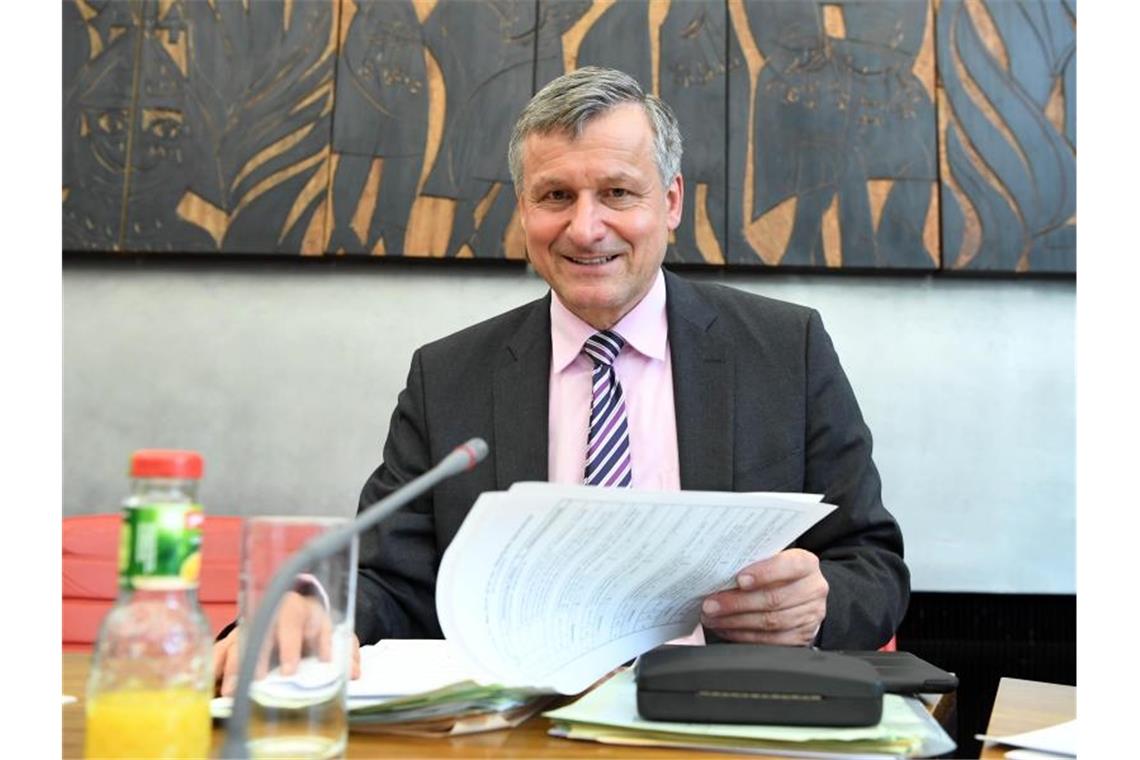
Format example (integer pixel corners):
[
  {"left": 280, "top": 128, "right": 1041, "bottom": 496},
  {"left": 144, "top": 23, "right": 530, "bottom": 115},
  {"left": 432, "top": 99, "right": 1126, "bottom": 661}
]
[{"left": 119, "top": 503, "right": 204, "bottom": 590}]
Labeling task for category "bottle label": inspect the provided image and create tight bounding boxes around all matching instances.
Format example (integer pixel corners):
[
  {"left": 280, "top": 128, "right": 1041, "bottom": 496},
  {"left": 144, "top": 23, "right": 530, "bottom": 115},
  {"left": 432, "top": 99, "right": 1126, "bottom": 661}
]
[{"left": 119, "top": 503, "right": 204, "bottom": 590}]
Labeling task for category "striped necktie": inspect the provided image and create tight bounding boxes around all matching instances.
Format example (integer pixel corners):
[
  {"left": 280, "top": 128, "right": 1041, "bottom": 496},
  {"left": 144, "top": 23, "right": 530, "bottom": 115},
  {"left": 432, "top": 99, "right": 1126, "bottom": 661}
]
[{"left": 583, "top": 330, "right": 633, "bottom": 487}]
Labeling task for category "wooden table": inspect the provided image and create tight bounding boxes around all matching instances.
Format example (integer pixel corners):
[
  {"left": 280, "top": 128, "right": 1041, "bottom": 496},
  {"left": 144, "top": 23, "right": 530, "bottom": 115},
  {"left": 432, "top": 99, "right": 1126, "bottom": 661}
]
[
  {"left": 65, "top": 653, "right": 749, "bottom": 758},
  {"left": 978, "top": 677, "right": 1076, "bottom": 759},
  {"left": 65, "top": 653, "right": 954, "bottom": 759}
]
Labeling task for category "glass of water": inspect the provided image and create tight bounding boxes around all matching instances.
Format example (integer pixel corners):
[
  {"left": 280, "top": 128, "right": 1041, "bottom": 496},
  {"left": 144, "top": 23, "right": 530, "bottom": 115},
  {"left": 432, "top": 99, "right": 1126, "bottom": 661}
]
[{"left": 240, "top": 515, "right": 357, "bottom": 759}]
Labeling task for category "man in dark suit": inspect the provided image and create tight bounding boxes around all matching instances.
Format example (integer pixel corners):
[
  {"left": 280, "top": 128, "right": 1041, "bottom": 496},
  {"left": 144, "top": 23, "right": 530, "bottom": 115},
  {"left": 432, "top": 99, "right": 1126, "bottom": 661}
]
[
  {"left": 215, "top": 67, "right": 907, "bottom": 693},
  {"left": 354, "top": 67, "right": 906, "bottom": 648}
]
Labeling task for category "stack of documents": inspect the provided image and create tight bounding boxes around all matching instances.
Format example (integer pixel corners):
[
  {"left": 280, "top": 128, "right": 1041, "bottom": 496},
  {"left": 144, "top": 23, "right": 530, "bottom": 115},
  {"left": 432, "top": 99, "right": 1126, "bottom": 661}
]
[
  {"left": 438, "top": 482, "right": 834, "bottom": 695},
  {"left": 346, "top": 640, "right": 559, "bottom": 736},
  {"left": 212, "top": 640, "right": 559, "bottom": 737},
  {"left": 346, "top": 483, "right": 836, "bottom": 736},
  {"left": 544, "top": 669, "right": 957, "bottom": 758},
  {"left": 216, "top": 484, "right": 839, "bottom": 737}
]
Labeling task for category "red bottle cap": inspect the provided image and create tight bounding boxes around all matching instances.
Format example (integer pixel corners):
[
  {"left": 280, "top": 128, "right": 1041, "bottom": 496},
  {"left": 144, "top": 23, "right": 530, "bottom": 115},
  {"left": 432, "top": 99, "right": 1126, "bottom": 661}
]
[{"left": 129, "top": 449, "right": 204, "bottom": 479}]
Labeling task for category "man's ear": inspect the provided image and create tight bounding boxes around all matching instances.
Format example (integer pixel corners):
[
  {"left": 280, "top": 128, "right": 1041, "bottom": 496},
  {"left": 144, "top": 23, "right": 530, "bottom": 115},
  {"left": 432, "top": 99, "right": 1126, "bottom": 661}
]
[
  {"left": 516, "top": 193, "right": 527, "bottom": 233},
  {"left": 665, "top": 173, "right": 684, "bottom": 230},
  {"left": 516, "top": 194, "right": 531, "bottom": 263}
]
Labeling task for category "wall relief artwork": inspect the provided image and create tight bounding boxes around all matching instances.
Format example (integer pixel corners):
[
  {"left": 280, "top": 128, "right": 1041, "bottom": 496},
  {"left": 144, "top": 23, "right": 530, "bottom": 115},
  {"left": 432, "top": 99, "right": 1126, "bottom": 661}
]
[
  {"left": 937, "top": 0, "right": 1076, "bottom": 272},
  {"left": 726, "top": 0, "right": 939, "bottom": 270},
  {"left": 63, "top": 0, "right": 337, "bottom": 254},
  {"left": 62, "top": 0, "right": 1075, "bottom": 274}
]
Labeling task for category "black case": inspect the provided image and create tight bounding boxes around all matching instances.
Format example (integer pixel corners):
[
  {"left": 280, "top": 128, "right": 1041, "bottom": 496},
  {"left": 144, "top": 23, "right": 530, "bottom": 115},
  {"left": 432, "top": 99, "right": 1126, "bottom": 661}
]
[
  {"left": 836, "top": 650, "right": 959, "bottom": 694},
  {"left": 635, "top": 644, "right": 884, "bottom": 727}
]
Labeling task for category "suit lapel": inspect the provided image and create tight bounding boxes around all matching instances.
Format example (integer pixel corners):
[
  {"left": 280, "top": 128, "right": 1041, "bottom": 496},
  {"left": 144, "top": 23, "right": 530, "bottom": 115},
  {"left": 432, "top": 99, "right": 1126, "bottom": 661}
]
[
  {"left": 492, "top": 296, "right": 552, "bottom": 489},
  {"left": 665, "top": 272, "right": 735, "bottom": 492}
]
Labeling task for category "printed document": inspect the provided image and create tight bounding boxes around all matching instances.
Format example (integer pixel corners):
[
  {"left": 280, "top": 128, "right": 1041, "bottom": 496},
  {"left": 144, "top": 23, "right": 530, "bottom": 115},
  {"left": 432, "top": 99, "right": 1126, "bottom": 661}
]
[{"left": 435, "top": 483, "right": 834, "bottom": 694}]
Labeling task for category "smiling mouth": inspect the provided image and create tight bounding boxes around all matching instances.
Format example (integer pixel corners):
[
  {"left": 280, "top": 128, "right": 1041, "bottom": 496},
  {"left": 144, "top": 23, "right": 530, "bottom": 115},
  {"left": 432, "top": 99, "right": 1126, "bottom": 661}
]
[{"left": 566, "top": 254, "right": 618, "bottom": 266}]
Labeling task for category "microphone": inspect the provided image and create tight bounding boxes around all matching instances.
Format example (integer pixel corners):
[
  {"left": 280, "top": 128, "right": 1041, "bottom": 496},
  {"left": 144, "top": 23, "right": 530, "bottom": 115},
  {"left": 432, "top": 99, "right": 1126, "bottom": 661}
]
[{"left": 219, "top": 438, "right": 489, "bottom": 759}]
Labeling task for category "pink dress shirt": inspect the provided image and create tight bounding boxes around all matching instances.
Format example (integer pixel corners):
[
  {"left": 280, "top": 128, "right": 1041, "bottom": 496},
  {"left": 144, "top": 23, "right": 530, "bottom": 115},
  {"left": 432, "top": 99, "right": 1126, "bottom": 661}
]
[
  {"left": 548, "top": 269, "right": 680, "bottom": 490},
  {"left": 547, "top": 269, "right": 702, "bottom": 645}
]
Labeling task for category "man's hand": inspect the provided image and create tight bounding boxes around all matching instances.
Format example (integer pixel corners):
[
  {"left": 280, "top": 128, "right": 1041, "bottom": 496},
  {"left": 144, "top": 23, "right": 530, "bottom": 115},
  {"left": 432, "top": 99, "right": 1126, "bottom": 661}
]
[
  {"left": 213, "top": 590, "right": 362, "bottom": 696},
  {"left": 700, "top": 549, "right": 828, "bottom": 646}
]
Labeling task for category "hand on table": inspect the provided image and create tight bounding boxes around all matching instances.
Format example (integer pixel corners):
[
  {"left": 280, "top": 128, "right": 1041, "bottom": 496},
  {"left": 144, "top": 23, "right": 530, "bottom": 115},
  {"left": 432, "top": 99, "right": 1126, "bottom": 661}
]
[
  {"left": 700, "top": 548, "right": 828, "bottom": 646},
  {"left": 213, "top": 590, "right": 362, "bottom": 696}
]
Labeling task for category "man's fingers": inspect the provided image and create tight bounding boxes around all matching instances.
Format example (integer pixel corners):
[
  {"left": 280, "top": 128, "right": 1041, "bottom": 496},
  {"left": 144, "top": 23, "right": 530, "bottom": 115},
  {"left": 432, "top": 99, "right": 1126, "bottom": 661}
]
[
  {"left": 275, "top": 602, "right": 306, "bottom": 676},
  {"left": 212, "top": 635, "right": 233, "bottom": 688},
  {"left": 701, "top": 549, "right": 828, "bottom": 646},
  {"left": 316, "top": 613, "right": 333, "bottom": 662},
  {"left": 735, "top": 548, "right": 820, "bottom": 590},
  {"left": 351, "top": 634, "right": 361, "bottom": 680},
  {"left": 703, "top": 573, "right": 828, "bottom": 618},
  {"left": 221, "top": 632, "right": 242, "bottom": 697},
  {"left": 710, "top": 622, "right": 821, "bottom": 646},
  {"left": 701, "top": 599, "right": 825, "bottom": 633}
]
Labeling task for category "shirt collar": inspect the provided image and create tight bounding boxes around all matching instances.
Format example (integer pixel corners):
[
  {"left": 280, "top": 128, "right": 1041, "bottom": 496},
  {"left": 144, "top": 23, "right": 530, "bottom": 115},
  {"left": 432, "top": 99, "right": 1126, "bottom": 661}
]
[{"left": 550, "top": 269, "right": 668, "bottom": 372}]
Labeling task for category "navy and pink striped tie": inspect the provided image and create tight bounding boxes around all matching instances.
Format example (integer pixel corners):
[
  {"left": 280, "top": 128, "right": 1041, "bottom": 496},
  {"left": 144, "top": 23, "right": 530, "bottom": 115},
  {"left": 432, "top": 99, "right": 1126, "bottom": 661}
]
[{"left": 584, "top": 331, "right": 633, "bottom": 487}]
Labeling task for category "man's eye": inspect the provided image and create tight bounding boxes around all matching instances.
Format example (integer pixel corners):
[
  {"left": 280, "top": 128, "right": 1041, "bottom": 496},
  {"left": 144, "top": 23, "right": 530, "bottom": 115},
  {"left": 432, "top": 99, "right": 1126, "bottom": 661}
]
[
  {"left": 608, "top": 188, "right": 629, "bottom": 199},
  {"left": 544, "top": 190, "right": 569, "bottom": 202}
]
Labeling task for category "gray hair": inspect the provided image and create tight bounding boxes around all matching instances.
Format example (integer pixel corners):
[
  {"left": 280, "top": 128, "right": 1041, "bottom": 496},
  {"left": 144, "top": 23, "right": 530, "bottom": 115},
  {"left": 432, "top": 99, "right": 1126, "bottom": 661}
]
[{"left": 507, "top": 67, "right": 683, "bottom": 192}]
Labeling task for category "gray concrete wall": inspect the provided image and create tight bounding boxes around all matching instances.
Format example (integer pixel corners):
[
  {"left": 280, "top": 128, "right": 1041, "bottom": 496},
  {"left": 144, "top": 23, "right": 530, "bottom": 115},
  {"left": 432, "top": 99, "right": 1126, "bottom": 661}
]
[{"left": 63, "top": 261, "right": 1074, "bottom": 594}]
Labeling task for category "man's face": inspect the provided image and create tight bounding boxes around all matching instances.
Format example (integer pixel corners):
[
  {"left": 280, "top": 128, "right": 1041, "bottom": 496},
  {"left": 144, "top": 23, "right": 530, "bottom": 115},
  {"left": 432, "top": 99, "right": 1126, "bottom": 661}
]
[{"left": 517, "top": 104, "right": 683, "bottom": 330}]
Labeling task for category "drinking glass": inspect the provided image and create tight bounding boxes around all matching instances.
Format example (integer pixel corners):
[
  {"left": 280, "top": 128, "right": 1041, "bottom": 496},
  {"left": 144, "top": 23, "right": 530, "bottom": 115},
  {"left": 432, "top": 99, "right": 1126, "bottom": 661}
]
[{"left": 240, "top": 516, "right": 357, "bottom": 759}]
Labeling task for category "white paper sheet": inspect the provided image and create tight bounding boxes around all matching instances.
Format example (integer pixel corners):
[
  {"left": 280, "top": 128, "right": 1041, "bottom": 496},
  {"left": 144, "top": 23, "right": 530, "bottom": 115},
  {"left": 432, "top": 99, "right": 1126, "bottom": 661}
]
[
  {"left": 212, "top": 640, "right": 499, "bottom": 718},
  {"left": 976, "top": 718, "right": 1076, "bottom": 757},
  {"left": 349, "top": 639, "right": 492, "bottom": 698},
  {"left": 436, "top": 483, "right": 834, "bottom": 693}
]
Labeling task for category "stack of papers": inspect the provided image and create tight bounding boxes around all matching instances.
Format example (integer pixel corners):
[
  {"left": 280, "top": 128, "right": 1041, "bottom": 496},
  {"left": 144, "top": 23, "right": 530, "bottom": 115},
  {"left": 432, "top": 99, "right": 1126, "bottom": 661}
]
[
  {"left": 346, "top": 640, "right": 558, "bottom": 736},
  {"left": 544, "top": 669, "right": 957, "bottom": 758},
  {"left": 438, "top": 482, "right": 834, "bottom": 694},
  {"left": 216, "top": 484, "right": 839, "bottom": 737},
  {"left": 212, "top": 640, "right": 559, "bottom": 737},
  {"left": 347, "top": 483, "right": 835, "bottom": 736}
]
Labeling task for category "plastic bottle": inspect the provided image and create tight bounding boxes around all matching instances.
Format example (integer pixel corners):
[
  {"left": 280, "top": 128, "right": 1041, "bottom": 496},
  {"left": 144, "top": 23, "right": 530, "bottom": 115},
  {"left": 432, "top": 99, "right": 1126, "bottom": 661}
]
[{"left": 84, "top": 449, "right": 213, "bottom": 759}]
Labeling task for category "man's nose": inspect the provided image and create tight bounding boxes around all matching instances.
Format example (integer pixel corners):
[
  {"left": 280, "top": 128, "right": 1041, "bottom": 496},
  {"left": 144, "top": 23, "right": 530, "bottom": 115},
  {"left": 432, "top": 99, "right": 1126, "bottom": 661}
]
[{"left": 565, "top": 195, "right": 607, "bottom": 247}]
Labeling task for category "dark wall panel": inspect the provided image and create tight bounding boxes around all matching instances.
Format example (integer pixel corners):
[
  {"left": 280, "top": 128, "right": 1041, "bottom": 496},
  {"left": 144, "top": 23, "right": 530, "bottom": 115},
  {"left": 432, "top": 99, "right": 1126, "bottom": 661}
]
[
  {"left": 64, "top": 0, "right": 337, "bottom": 254},
  {"left": 660, "top": 0, "right": 729, "bottom": 265},
  {"left": 329, "top": 0, "right": 430, "bottom": 256},
  {"left": 726, "top": 0, "right": 938, "bottom": 270},
  {"left": 937, "top": 0, "right": 1076, "bottom": 273},
  {"left": 330, "top": 0, "right": 534, "bottom": 259},
  {"left": 62, "top": 0, "right": 1075, "bottom": 274}
]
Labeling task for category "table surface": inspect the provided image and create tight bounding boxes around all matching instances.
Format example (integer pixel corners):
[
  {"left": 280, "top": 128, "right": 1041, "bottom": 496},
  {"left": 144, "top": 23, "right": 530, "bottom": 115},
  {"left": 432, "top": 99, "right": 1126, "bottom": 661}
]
[
  {"left": 978, "top": 677, "right": 1076, "bottom": 759},
  {"left": 63, "top": 652, "right": 955, "bottom": 759},
  {"left": 65, "top": 653, "right": 769, "bottom": 758}
]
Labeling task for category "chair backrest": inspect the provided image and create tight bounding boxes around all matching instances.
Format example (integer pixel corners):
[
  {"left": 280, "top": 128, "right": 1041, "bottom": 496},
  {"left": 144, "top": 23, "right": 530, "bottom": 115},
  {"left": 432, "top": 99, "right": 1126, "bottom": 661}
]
[{"left": 62, "top": 513, "right": 243, "bottom": 652}]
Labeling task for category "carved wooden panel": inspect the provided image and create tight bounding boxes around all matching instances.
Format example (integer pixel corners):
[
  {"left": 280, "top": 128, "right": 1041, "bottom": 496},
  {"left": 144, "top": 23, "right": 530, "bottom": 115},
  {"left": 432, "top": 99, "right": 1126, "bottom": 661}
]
[
  {"left": 328, "top": 0, "right": 428, "bottom": 256},
  {"left": 62, "top": 0, "right": 1075, "bottom": 275},
  {"left": 660, "top": 0, "right": 729, "bottom": 265},
  {"left": 534, "top": 0, "right": 594, "bottom": 87},
  {"left": 329, "top": 0, "right": 533, "bottom": 258},
  {"left": 534, "top": 0, "right": 728, "bottom": 265},
  {"left": 63, "top": 0, "right": 337, "bottom": 254},
  {"left": 726, "top": 0, "right": 939, "bottom": 269},
  {"left": 937, "top": 0, "right": 1076, "bottom": 273}
]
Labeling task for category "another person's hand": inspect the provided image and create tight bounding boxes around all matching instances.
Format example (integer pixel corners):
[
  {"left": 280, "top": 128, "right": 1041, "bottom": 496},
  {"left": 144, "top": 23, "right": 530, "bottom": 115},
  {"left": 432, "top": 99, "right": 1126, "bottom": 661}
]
[
  {"left": 699, "top": 549, "right": 828, "bottom": 646},
  {"left": 213, "top": 590, "right": 362, "bottom": 696}
]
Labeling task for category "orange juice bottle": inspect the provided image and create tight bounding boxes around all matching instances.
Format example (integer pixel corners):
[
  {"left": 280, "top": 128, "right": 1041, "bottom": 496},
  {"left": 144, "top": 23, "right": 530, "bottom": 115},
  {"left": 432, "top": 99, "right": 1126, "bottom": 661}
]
[{"left": 85, "top": 450, "right": 213, "bottom": 759}]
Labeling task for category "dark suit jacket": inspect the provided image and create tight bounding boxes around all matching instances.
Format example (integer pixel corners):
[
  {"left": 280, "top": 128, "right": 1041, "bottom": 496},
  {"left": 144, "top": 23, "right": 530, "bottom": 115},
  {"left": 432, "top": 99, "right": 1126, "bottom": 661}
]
[{"left": 356, "top": 271, "right": 909, "bottom": 650}]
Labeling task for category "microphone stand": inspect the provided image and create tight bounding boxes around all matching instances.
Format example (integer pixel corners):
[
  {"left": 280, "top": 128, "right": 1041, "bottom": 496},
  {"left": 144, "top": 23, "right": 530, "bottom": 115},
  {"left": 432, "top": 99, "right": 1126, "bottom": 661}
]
[{"left": 219, "top": 438, "right": 489, "bottom": 759}]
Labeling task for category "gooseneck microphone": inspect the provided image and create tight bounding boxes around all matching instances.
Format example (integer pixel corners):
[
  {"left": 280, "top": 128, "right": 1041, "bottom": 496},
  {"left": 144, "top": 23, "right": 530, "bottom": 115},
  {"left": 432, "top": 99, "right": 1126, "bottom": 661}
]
[{"left": 219, "top": 438, "right": 489, "bottom": 759}]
